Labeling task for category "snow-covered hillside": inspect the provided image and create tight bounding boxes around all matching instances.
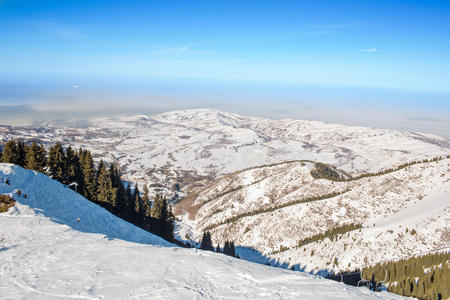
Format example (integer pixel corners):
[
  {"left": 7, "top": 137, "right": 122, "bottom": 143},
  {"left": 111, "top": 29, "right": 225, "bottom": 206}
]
[
  {"left": 175, "top": 157, "right": 450, "bottom": 273},
  {"left": 1, "top": 109, "right": 448, "bottom": 193},
  {"left": 0, "top": 164, "right": 406, "bottom": 299}
]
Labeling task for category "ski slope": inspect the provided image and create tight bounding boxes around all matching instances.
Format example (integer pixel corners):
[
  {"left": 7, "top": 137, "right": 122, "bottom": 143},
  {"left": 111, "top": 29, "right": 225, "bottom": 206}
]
[
  {"left": 0, "top": 164, "right": 406, "bottom": 299},
  {"left": 374, "top": 189, "right": 450, "bottom": 229}
]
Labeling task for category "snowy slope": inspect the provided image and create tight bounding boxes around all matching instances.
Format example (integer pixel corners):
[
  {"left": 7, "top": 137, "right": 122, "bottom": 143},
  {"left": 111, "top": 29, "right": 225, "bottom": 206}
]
[
  {"left": 0, "top": 164, "right": 406, "bottom": 299},
  {"left": 175, "top": 158, "right": 450, "bottom": 273},
  {"left": 1, "top": 109, "right": 448, "bottom": 193}
]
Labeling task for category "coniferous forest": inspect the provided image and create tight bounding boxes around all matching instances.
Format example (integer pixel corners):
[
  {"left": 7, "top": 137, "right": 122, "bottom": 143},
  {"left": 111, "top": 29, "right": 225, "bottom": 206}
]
[
  {"left": 0, "top": 139, "right": 240, "bottom": 257},
  {"left": 363, "top": 251, "right": 450, "bottom": 300},
  {"left": 0, "top": 140, "right": 176, "bottom": 243}
]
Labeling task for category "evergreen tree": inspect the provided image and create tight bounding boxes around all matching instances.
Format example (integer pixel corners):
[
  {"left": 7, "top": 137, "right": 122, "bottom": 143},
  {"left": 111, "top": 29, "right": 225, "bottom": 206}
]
[
  {"left": 125, "top": 183, "right": 133, "bottom": 219},
  {"left": 223, "top": 240, "right": 236, "bottom": 257},
  {"left": 26, "top": 142, "right": 47, "bottom": 172},
  {"left": 223, "top": 241, "right": 229, "bottom": 254},
  {"left": 149, "top": 195, "right": 173, "bottom": 240},
  {"left": 142, "top": 184, "right": 150, "bottom": 202},
  {"left": 365, "top": 250, "right": 450, "bottom": 299},
  {"left": 95, "top": 160, "right": 104, "bottom": 186},
  {"left": 96, "top": 162, "right": 117, "bottom": 207},
  {"left": 109, "top": 164, "right": 123, "bottom": 212},
  {"left": 80, "top": 150, "right": 96, "bottom": 201},
  {"left": 2, "top": 140, "right": 20, "bottom": 164},
  {"left": 150, "top": 194, "right": 164, "bottom": 219},
  {"left": 142, "top": 184, "right": 151, "bottom": 213},
  {"left": 17, "top": 141, "right": 27, "bottom": 167},
  {"left": 47, "top": 142, "right": 66, "bottom": 182},
  {"left": 200, "top": 231, "right": 214, "bottom": 251},
  {"left": 139, "top": 184, "right": 152, "bottom": 230},
  {"left": 166, "top": 203, "right": 175, "bottom": 241},
  {"left": 133, "top": 183, "right": 142, "bottom": 223},
  {"left": 65, "top": 146, "right": 83, "bottom": 188},
  {"left": 151, "top": 194, "right": 164, "bottom": 236}
]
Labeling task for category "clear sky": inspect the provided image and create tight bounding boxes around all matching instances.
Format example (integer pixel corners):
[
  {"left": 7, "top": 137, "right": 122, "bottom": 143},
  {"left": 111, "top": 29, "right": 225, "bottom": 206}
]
[{"left": 0, "top": 0, "right": 449, "bottom": 138}]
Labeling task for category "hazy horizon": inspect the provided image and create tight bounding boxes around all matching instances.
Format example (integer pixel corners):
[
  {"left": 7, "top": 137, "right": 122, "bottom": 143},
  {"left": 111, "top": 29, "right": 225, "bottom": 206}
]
[
  {"left": 1, "top": 1, "right": 450, "bottom": 140},
  {"left": 1, "top": 74, "right": 449, "bottom": 141}
]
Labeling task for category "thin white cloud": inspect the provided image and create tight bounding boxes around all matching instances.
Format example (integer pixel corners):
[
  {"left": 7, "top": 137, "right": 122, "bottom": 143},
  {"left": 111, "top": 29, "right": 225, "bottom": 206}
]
[
  {"left": 72, "top": 85, "right": 80, "bottom": 89},
  {"left": 361, "top": 48, "right": 377, "bottom": 53},
  {"left": 168, "top": 46, "right": 190, "bottom": 53}
]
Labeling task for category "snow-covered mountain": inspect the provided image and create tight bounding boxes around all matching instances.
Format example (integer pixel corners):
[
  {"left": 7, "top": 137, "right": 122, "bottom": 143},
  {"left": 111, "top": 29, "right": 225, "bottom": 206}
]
[
  {"left": 175, "top": 157, "right": 450, "bottom": 274},
  {"left": 1, "top": 109, "right": 449, "bottom": 194},
  {"left": 0, "top": 164, "right": 406, "bottom": 299}
]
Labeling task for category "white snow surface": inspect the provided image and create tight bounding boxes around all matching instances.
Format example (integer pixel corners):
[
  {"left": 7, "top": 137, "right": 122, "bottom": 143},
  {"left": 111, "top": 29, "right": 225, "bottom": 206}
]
[
  {"left": 177, "top": 158, "right": 450, "bottom": 274},
  {"left": 0, "top": 164, "right": 407, "bottom": 299},
  {"left": 1, "top": 108, "right": 448, "bottom": 191}
]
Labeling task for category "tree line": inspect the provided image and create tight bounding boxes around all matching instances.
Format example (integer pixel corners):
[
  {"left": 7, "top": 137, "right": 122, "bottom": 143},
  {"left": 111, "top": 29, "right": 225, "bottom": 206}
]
[
  {"left": 271, "top": 222, "right": 362, "bottom": 255},
  {"left": 0, "top": 140, "right": 175, "bottom": 242},
  {"left": 363, "top": 250, "right": 449, "bottom": 300},
  {"left": 203, "top": 189, "right": 349, "bottom": 232},
  {"left": 311, "top": 155, "right": 450, "bottom": 182},
  {"left": 199, "top": 231, "right": 238, "bottom": 258}
]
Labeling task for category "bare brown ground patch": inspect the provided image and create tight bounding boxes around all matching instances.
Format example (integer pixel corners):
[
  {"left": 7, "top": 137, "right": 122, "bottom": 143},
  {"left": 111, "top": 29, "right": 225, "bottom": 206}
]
[{"left": 0, "top": 194, "right": 15, "bottom": 213}]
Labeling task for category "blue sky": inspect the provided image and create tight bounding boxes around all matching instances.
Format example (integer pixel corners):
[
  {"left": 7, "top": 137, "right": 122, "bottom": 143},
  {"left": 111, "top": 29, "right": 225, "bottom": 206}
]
[
  {"left": 0, "top": 0, "right": 449, "bottom": 138},
  {"left": 1, "top": 0, "right": 450, "bottom": 90}
]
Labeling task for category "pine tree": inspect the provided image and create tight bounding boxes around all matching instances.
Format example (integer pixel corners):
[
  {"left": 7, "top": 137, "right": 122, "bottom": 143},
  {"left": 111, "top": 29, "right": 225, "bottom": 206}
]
[
  {"left": 80, "top": 150, "right": 96, "bottom": 201},
  {"left": 166, "top": 203, "right": 175, "bottom": 241},
  {"left": 95, "top": 160, "right": 104, "bottom": 185},
  {"left": 48, "top": 142, "right": 66, "bottom": 182},
  {"left": 96, "top": 162, "right": 116, "bottom": 208},
  {"left": 223, "top": 240, "right": 236, "bottom": 257},
  {"left": 142, "top": 185, "right": 151, "bottom": 213},
  {"left": 2, "top": 140, "right": 20, "bottom": 164},
  {"left": 109, "top": 164, "right": 123, "bottom": 212},
  {"left": 151, "top": 194, "right": 164, "bottom": 236},
  {"left": 133, "top": 183, "right": 142, "bottom": 223},
  {"left": 200, "top": 231, "right": 214, "bottom": 251},
  {"left": 230, "top": 241, "right": 236, "bottom": 257},
  {"left": 141, "top": 184, "right": 152, "bottom": 229},
  {"left": 17, "top": 141, "right": 27, "bottom": 167},
  {"left": 142, "top": 184, "right": 150, "bottom": 202},
  {"left": 125, "top": 183, "right": 133, "bottom": 219},
  {"left": 26, "top": 142, "right": 47, "bottom": 172},
  {"left": 223, "top": 241, "right": 229, "bottom": 255},
  {"left": 65, "top": 146, "right": 83, "bottom": 188},
  {"left": 149, "top": 195, "right": 174, "bottom": 240}
]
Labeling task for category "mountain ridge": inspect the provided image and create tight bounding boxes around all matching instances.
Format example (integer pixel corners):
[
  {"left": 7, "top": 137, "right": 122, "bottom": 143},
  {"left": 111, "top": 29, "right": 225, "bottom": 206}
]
[
  {"left": 174, "top": 156, "right": 450, "bottom": 273},
  {"left": 1, "top": 109, "right": 449, "bottom": 196}
]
